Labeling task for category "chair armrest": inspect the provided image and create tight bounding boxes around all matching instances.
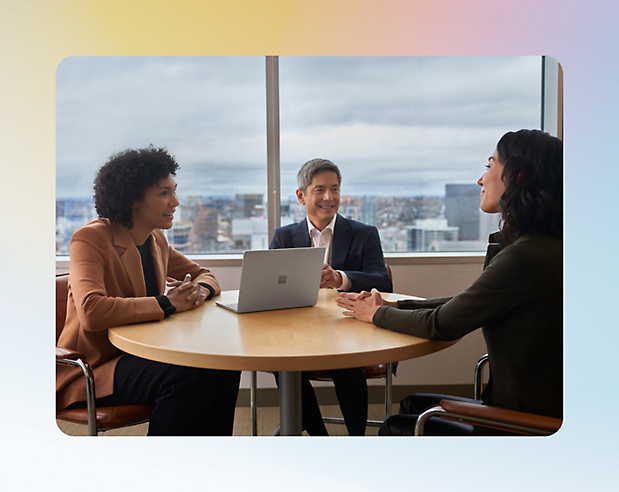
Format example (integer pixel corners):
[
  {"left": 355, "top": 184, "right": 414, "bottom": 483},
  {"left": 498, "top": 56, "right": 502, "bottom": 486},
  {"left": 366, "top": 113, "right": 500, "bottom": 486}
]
[
  {"left": 439, "top": 399, "right": 562, "bottom": 435},
  {"left": 56, "top": 347, "right": 87, "bottom": 362},
  {"left": 474, "top": 354, "right": 489, "bottom": 400},
  {"left": 56, "top": 346, "right": 97, "bottom": 435}
]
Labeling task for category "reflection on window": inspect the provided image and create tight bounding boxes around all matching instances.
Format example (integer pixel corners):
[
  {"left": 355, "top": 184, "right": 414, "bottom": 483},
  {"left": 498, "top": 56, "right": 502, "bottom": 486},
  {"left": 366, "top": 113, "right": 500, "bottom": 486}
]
[
  {"left": 56, "top": 56, "right": 267, "bottom": 255},
  {"left": 279, "top": 57, "right": 542, "bottom": 252}
]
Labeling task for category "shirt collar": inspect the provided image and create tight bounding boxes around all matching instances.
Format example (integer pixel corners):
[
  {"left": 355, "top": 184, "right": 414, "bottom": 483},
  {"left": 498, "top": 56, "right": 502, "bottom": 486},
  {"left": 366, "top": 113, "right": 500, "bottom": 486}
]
[{"left": 307, "top": 214, "right": 337, "bottom": 236}]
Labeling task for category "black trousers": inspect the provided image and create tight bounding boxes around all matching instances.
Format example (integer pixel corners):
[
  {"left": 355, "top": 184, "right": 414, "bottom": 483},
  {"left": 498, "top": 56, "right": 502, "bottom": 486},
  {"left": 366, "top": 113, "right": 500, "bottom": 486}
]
[
  {"left": 275, "top": 367, "right": 368, "bottom": 436},
  {"left": 72, "top": 354, "right": 241, "bottom": 436},
  {"left": 378, "top": 393, "right": 478, "bottom": 436}
]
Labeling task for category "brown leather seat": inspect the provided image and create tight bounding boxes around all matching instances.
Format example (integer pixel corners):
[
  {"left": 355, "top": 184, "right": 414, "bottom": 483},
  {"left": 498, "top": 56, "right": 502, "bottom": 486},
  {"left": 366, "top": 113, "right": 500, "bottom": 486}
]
[{"left": 55, "top": 274, "right": 153, "bottom": 435}]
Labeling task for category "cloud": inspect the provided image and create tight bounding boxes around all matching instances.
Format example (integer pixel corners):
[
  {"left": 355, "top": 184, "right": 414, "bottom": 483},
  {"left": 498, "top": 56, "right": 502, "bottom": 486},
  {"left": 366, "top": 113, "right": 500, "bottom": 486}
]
[{"left": 56, "top": 56, "right": 541, "bottom": 199}]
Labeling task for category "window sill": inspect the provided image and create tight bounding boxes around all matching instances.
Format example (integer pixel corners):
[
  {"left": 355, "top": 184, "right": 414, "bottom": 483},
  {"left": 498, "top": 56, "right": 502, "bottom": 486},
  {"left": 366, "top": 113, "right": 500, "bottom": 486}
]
[{"left": 56, "top": 251, "right": 486, "bottom": 271}]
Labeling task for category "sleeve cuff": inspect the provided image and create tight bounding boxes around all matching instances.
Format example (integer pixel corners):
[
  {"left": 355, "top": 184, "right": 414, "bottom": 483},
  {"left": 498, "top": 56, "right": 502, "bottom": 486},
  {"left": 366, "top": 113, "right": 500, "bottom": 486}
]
[
  {"left": 156, "top": 295, "right": 176, "bottom": 318},
  {"left": 338, "top": 271, "right": 352, "bottom": 291},
  {"left": 198, "top": 282, "right": 216, "bottom": 300},
  {"left": 373, "top": 305, "right": 390, "bottom": 326}
]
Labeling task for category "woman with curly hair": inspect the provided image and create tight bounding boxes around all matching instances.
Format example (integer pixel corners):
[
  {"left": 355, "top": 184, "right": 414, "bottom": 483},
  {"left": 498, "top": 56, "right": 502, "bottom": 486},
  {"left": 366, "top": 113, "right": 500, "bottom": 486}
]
[
  {"left": 57, "top": 146, "right": 241, "bottom": 435},
  {"left": 336, "top": 129, "right": 563, "bottom": 435}
]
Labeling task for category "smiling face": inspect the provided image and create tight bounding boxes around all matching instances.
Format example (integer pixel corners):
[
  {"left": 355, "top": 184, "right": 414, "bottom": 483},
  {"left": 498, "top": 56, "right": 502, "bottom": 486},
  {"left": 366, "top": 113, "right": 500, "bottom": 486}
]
[
  {"left": 477, "top": 150, "right": 506, "bottom": 214},
  {"left": 296, "top": 170, "right": 341, "bottom": 231},
  {"left": 131, "top": 174, "right": 179, "bottom": 237}
]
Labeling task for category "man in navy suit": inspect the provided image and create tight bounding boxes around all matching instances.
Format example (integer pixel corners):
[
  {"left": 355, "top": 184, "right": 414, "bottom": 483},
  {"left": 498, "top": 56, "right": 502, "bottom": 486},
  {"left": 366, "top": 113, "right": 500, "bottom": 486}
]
[{"left": 270, "top": 158, "right": 392, "bottom": 435}]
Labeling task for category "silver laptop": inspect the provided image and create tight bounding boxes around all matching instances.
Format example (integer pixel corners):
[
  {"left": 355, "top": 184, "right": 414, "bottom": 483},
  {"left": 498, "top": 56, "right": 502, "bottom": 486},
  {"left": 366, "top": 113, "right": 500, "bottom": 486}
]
[{"left": 215, "top": 247, "right": 325, "bottom": 314}]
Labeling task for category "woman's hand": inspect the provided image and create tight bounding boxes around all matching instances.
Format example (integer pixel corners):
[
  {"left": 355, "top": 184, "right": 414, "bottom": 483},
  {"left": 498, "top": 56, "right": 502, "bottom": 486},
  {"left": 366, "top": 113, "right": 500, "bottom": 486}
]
[
  {"left": 166, "top": 274, "right": 209, "bottom": 312},
  {"left": 335, "top": 288, "right": 387, "bottom": 323},
  {"left": 348, "top": 290, "right": 398, "bottom": 307}
]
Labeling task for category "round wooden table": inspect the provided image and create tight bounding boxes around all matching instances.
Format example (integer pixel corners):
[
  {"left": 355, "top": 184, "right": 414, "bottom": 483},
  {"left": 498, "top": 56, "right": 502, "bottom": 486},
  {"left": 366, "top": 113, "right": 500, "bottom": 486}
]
[{"left": 109, "top": 289, "right": 458, "bottom": 435}]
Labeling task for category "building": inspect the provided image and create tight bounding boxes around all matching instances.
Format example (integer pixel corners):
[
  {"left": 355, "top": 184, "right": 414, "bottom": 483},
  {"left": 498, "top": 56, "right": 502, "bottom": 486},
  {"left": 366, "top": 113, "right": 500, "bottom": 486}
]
[
  {"left": 189, "top": 207, "right": 219, "bottom": 252},
  {"left": 445, "top": 184, "right": 481, "bottom": 241},
  {"left": 231, "top": 216, "right": 268, "bottom": 251},
  {"left": 235, "top": 194, "right": 264, "bottom": 218},
  {"left": 359, "top": 197, "right": 377, "bottom": 226},
  {"left": 166, "top": 220, "right": 193, "bottom": 253},
  {"left": 407, "top": 218, "right": 459, "bottom": 251}
]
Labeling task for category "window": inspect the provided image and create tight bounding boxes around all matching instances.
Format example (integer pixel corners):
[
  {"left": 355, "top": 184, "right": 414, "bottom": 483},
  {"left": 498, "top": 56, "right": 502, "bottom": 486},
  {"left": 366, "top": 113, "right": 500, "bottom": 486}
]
[
  {"left": 56, "top": 56, "right": 266, "bottom": 254},
  {"left": 57, "top": 56, "right": 544, "bottom": 256},
  {"left": 279, "top": 56, "right": 542, "bottom": 252}
]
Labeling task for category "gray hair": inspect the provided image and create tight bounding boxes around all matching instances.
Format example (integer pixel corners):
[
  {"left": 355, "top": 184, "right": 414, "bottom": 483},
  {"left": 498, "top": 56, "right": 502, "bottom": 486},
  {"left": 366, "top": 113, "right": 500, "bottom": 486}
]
[{"left": 297, "top": 158, "right": 342, "bottom": 192}]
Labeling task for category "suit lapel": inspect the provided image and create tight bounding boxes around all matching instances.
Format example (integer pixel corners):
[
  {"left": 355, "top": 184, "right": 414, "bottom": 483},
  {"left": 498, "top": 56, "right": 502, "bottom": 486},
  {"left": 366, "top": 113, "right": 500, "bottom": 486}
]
[
  {"left": 291, "top": 219, "right": 311, "bottom": 248},
  {"left": 109, "top": 220, "right": 147, "bottom": 297},
  {"left": 331, "top": 214, "right": 352, "bottom": 269}
]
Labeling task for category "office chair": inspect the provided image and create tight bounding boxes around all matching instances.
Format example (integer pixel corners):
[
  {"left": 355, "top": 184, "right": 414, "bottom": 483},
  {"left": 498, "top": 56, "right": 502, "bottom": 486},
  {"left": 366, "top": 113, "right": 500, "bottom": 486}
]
[
  {"left": 55, "top": 274, "right": 152, "bottom": 436},
  {"left": 248, "top": 262, "right": 396, "bottom": 436},
  {"left": 414, "top": 354, "right": 562, "bottom": 436}
]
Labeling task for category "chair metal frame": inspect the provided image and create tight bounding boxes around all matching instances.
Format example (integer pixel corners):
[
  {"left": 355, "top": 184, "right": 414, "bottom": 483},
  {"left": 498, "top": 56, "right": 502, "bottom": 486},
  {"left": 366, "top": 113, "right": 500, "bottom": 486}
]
[
  {"left": 414, "top": 354, "right": 562, "bottom": 436},
  {"left": 308, "top": 363, "right": 393, "bottom": 428},
  {"left": 56, "top": 355, "right": 98, "bottom": 436},
  {"left": 414, "top": 402, "right": 560, "bottom": 436},
  {"left": 56, "top": 274, "right": 152, "bottom": 436}
]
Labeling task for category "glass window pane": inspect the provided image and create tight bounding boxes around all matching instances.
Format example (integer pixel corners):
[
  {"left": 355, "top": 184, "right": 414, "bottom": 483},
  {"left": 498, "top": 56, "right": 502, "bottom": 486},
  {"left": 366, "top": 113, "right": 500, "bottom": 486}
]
[
  {"left": 56, "top": 56, "right": 266, "bottom": 255},
  {"left": 279, "top": 56, "right": 542, "bottom": 252}
]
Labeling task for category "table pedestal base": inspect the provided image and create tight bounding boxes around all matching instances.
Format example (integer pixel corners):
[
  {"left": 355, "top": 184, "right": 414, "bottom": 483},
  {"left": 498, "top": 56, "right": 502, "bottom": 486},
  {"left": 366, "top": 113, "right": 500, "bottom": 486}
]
[{"left": 279, "top": 371, "right": 302, "bottom": 436}]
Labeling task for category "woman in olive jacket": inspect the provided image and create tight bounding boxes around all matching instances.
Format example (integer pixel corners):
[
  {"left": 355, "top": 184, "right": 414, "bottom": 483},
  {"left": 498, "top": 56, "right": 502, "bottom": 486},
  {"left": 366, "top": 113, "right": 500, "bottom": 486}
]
[{"left": 336, "top": 129, "right": 563, "bottom": 435}]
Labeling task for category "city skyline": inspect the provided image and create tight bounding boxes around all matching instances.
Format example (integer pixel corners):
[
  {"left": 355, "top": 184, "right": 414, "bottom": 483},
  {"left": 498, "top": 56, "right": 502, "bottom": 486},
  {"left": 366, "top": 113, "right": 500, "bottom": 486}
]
[{"left": 56, "top": 184, "right": 496, "bottom": 255}]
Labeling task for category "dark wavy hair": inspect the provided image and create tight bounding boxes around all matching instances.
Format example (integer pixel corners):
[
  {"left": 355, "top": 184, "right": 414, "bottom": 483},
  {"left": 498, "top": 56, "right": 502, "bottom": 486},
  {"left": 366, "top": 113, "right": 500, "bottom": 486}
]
[
  {"left": 496, "top": 129, "right": 563, "bottom": 244},
  {"left": 94, "top": 146, "right": 179, "bottom": 228}
]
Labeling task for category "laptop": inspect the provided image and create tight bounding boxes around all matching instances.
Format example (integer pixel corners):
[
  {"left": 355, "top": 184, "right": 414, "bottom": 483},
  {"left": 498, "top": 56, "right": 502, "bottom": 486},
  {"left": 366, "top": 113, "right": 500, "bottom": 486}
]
[{"left": 215, "top": 247, "right": 325, "bottom": 314}]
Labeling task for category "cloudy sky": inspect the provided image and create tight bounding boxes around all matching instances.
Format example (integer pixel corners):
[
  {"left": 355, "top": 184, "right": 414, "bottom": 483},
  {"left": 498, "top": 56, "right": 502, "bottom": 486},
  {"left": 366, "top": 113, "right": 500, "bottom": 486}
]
[{"left": 56, "top": 56, "right": 541, "bottom": 200}]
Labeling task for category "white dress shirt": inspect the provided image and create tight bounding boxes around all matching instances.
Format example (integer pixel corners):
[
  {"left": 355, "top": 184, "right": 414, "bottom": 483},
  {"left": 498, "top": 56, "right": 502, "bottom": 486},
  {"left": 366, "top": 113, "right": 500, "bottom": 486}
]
[{"left": 306, "top": 215, "right": 351, "bottom": 291}]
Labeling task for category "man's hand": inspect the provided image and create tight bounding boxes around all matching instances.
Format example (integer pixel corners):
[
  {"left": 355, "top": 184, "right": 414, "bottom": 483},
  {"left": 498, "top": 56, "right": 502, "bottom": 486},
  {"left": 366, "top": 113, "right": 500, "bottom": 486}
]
[{"left": 320, "top": 263, "right": 343, "bottom": 289}]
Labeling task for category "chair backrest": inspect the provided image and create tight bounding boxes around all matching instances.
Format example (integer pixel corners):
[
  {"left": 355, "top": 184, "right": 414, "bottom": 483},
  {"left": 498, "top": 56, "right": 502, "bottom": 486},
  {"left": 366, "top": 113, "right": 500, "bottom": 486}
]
[
  {"left": 56, "top": 274, "right": 69, "bottom": 342},
  {"left": 384, "top": 261, "right": 392, "bottom": 281}
]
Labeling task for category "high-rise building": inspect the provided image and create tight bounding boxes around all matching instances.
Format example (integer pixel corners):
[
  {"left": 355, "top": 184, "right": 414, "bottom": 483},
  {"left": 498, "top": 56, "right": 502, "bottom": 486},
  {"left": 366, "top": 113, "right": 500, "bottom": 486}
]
[
  {"left": 167, "top": 221, "right": 193, "bottom": 253},
  {"left": 235, "top": 194, "right": 264, "bottom": 218},
  {"left": 407, "top": 219, "right": 459, "bottom": 251},
  {"left": 360, "top": 197, "right": 377, "bottom": 226},
  {"left": 340, "top": 196, "right": 360, "bottom": 221},
  {"left": 190, "top": 207, "right": 218, "bottom": 252},
  {"left": 231, "top": 216, "right": 268, "bottom": 251},
  {"left": 445, "top": 184, "right": 481, "bottom": 241}
]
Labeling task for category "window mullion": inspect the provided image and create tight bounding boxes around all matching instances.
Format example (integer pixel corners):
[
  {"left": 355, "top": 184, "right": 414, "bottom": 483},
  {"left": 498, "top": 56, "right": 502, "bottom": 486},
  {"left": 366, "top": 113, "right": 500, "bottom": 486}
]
[{"left": 266, "top": 56, "right": 281, "bottom": 243}]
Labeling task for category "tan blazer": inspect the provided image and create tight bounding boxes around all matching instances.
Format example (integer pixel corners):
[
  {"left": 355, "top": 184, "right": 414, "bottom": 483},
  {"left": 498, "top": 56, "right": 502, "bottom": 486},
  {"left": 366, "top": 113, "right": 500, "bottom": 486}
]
[{"left": 56, "top": 218, "right": 221, "bottom": 410}]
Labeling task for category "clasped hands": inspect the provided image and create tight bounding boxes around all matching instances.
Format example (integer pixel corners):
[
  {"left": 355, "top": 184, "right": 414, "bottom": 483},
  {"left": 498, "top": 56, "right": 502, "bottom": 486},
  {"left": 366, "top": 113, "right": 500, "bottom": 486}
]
[
  {"left": 166, "top": 274, "right": 208, "bottom": 312},
  {"left": 335, "top": 288, "right": 397, "bottom": 323}
]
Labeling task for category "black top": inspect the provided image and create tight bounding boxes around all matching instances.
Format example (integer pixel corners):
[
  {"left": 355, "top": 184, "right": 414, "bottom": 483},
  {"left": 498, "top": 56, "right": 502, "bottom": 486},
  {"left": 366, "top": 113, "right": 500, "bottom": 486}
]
[
  {"left": 137, "top": 237, "right": 176, "bottom": 317},
  {"left": 373, "top": 232, "right": 563, "bottom": 419}
]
